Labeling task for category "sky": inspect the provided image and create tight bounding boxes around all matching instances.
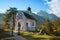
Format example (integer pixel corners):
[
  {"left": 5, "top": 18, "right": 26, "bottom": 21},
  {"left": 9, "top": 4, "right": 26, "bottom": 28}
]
[{"left": 0, "top": 0, "right": 60, "bottom": 17}]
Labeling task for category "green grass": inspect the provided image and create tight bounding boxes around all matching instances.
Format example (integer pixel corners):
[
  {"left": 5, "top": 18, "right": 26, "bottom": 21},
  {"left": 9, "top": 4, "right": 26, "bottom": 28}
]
[
  {"left": 0, "top": 29, "right": 12, "bottom": 39},
  {"left": 20, "top": 31, "right": 60, "bottom": 40}
]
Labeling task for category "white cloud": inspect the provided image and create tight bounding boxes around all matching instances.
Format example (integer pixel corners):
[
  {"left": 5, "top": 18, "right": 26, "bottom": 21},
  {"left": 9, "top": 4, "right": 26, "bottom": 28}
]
[
  {"left": 44, "top": 0, "right": 60, "bottom": 17},
  {"left": 33, "top": 12, "right": 37, "bottom": 14},
  {"left": 46, "top": 9, "right": 53, "bottom": 14},
  {"left": 0, "top": 9, "right": 6, "bottom": 13}
]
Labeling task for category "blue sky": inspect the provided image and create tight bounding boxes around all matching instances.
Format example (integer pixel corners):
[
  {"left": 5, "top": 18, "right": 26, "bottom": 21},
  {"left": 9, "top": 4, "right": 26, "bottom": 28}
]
[
  {"left": 0, "top": 0, "right": 60, "bottom": 17},
  {"left": 0, "top": 0, "right": 49, "bottom": 13}
]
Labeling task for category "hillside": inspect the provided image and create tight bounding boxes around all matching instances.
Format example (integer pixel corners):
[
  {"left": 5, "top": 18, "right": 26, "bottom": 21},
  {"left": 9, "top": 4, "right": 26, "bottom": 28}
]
[
  {"left": 0, "top": 13, "right": 4, "bottom": 22},
  {"left": 0, "top": 13, "right": 4, "bottom": 20},
  {"left": 32, "top": 13, "right": 46, "bottom": 25},
  {"left": 0, "top": 13, "right": 4, "bottom": 29},
  {"left": 37, "top": 10, "right": 59, "bottom": 22},
  {"left": 0, "top": 12, "right": 59, "bottom": 26}
]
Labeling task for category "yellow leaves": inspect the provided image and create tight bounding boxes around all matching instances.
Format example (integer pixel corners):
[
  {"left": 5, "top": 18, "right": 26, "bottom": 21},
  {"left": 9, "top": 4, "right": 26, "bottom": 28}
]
[{"left": 4, "top": 29, "right": 11, "bottom": 32}]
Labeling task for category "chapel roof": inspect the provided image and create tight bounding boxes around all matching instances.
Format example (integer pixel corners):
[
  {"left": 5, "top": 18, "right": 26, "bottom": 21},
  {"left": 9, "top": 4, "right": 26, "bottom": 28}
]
[
  {"left": 23, "top": 11, "right": 36, "bottom": 20},
  {"left": 17, "top": 10, "right": 36, "bottom": 20}
]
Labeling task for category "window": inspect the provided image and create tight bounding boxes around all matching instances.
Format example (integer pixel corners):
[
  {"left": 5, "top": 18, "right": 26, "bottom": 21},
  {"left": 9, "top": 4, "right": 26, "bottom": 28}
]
[
  {"left": 32, "top": 22, "right": 34, "bottom": 26},
  {"left": 18, "top": 22, "right": 21, "bottom": 27},
  {"left": 26, "top": 23, "right": 28, "bottom": 27},
  {"left": 26, "top": 23, "right": 28, "bottom": 30}
]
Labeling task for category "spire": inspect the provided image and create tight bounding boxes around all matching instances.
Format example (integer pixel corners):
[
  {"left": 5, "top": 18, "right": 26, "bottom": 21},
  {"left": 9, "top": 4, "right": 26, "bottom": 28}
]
[
  {"left": 27, "top": 7, "right": 31, "bottom": 15},
  {"left": 27, "top": 7, "right": 31, "bottom": 11}
]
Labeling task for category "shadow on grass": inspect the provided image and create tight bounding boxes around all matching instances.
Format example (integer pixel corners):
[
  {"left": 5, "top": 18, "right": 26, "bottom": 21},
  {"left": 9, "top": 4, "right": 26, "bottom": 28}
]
[
  {"left": 0, "top": 29, "right": 12, "bottom": 39},
  {"left": 20, "top": 31, "right": 60, "bottom": 40},
  {"left": 20, "top": 32, "right": 45, "bottom": 40}
]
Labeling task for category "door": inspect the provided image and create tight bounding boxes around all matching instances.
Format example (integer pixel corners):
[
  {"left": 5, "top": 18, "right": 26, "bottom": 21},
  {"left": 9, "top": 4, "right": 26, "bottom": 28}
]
[
  {"left": 26, "top": 23, "right": 28, "bottom": 31},
  {"left": 18, "top": 22, "right": 21, "bottom": 34}
]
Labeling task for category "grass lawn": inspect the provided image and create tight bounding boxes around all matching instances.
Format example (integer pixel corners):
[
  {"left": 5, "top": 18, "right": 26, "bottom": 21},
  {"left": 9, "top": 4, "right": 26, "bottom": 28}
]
[
  {"left": 20, "top": 31, "right": 60, "bottom": 40},
  {"left": 0, "top": 29, "right": 12, "bottom": 39}
]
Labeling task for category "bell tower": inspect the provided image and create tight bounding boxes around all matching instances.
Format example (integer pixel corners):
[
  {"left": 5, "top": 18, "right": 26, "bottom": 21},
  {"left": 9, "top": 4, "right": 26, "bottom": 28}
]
[{"left": 27, "top": 7, "right": 31, "bottom": 15}]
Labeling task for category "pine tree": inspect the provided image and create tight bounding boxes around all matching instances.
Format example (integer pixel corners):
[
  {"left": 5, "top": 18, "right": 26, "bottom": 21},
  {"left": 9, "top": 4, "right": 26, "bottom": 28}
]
[
  {"left": 44, "top": 19, "right": 53, "bottom": 34},
  {"left": 6, "top": 7, "right": 17, "bottom": 36}
]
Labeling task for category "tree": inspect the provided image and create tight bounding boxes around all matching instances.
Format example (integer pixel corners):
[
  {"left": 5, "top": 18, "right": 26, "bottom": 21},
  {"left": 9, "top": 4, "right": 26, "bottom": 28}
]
[
  {"left": 43, "top": 19, "right": 53, "bottom": 34},
  {"left": 3, "top": 13, "right": 11, "bottom": 29},
  {"left": 7, "top": 7, "right": 17, "bottom": 36},
  {"left": 53, "top": 18, "right": 60, "bottom": 32},
  {"left": 49, "top": 18, "right": 60, "bottom": 36},
  {"left": 18, "top": 22, "right": 21, "bottom": 35}
]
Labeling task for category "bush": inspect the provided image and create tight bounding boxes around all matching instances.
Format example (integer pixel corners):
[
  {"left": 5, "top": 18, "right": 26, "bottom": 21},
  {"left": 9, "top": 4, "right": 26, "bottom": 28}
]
[{"left": 0, "top": 29, "right": 4, "bottom": 32}]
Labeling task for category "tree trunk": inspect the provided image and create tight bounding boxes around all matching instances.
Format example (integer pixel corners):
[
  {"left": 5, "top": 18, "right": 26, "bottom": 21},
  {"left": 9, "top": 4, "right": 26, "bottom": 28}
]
[
  {"left": 18, "top": 22, "right": 20, "bottom": 35},
  {"left": 11, "top": 14, "right": 15, "bottom": 36}
]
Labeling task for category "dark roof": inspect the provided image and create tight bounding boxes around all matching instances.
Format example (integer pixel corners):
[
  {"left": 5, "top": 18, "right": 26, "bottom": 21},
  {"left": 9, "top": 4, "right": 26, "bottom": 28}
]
[{"left": 23, "top": 11, "right": 36, "bottom": 20}]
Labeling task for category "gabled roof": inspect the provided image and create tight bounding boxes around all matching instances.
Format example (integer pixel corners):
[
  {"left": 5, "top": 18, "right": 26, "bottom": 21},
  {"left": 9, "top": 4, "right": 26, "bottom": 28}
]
[
  {"left": 17, "top": 10, "right": 36, "bottom": 20},
  {"left": 22, "top": 11, "right": 36, "bottom": 20}
]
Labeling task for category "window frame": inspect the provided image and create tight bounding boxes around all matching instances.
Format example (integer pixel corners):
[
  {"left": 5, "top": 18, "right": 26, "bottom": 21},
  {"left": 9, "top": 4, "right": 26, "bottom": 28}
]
[{"left": 31, "top": 21, "right": 34, "bottom": 26}]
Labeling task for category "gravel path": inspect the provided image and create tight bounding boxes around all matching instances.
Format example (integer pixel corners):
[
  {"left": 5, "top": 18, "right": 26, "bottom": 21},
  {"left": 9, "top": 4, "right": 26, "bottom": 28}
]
[{"left": 1, "top": 33, "right": 27, "bottom": 40}]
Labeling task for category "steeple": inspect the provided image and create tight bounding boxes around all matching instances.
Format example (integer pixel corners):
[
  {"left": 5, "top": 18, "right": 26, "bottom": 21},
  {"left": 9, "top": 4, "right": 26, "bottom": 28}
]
[{"left": 27, "top": 7, "right": 31, "bottom": 15}]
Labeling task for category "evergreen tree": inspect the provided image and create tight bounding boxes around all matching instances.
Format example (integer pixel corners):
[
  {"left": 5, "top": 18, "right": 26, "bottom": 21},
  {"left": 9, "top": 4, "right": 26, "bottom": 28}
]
[
  {"left": 43, "top": 19, "right": 53, "bottom": 34},
  {"left": 3, "top": 13, "right": 11, "bottom": 29},
  {"left": 6, "top": 7, "right": 17, "bottom": 36}
]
